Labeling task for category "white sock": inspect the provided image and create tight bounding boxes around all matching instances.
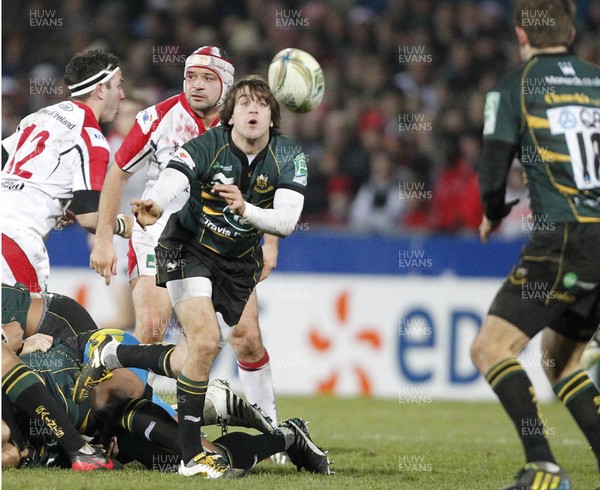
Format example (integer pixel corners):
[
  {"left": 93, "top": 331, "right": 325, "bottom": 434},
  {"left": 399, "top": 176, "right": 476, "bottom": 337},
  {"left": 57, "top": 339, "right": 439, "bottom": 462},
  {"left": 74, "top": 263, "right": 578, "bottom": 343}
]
[
  {"left": 101, "top": 341, "right": 122, "bottom": 369},
  {"left": 237, "top": 350, "right": 278, "bottom": 427}
]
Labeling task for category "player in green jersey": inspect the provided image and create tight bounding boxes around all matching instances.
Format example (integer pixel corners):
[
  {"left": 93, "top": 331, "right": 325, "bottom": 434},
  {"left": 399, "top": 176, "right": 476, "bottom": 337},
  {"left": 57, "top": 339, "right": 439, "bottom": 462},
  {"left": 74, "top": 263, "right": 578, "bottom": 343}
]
[
  {"left": 132, "top": 75, "right": 307, "bottom": 479},
  {"left": 471, "top": 1, "right": 600, "bottom": 488},
  {"left": 2, "top": 282, "right": 101, "bottom": 340},
  {"left": 1, "top": 330, "right": 118, "bottom": 470},
  {"left": 4, "top": 326, "right": 323, "bottom": 475}
]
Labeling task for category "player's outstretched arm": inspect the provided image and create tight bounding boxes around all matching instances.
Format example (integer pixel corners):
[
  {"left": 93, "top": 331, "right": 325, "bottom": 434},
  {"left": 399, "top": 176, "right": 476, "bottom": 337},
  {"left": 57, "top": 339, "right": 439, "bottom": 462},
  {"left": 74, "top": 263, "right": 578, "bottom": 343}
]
[{"left": 133, "top": 167, "right": 189, "bottom": 232}]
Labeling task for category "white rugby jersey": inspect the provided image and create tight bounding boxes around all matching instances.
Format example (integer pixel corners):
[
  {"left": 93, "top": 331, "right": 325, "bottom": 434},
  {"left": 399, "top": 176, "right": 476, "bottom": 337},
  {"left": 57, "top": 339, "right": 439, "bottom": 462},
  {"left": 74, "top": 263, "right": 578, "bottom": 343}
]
[
  {"left": 1, "top": 100, "right": 109, "bottom": 239},
  {"left": 115, "top": 92, "right": 218, "bottom": 220}
]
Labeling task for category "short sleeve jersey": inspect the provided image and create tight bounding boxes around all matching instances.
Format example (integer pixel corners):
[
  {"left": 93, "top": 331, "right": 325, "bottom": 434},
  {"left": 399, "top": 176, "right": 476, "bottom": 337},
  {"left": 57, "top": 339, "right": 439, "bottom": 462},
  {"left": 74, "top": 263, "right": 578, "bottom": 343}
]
[
  {"left": 1, "top": 100, "right": 109, "bottom": 238},
  {"left": 482, "top": 53, "right": 600, "bottom": 222},
  {"left": 166, "top": 127, "right": 308, "bottom": 257},
  {"left": 114, "top": 93, "right": 217, "bottom": 221},
  {"left": 1, "top": 282, "right": 31, "bottom": 330}
]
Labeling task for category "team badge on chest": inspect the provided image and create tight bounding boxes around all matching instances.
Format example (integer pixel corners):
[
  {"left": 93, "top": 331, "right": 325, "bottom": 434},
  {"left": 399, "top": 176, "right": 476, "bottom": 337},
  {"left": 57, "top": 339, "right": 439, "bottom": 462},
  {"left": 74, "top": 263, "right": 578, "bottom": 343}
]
[{"left": 254, "top": 173, "right": 274, "bottom": 193}]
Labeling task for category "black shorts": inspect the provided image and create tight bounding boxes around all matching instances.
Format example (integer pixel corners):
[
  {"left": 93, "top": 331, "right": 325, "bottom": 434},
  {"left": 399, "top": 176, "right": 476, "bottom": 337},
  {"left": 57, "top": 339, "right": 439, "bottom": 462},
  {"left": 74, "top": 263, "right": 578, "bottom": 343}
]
[
  {"left": 36, "top": 293, "right": 99, "bottom": 340},
  {"left": 489, "top": 222, "right": 600, "bottom": 342},
  {"left": 155, "top": 239, "right": 263, "bottom": 328}
]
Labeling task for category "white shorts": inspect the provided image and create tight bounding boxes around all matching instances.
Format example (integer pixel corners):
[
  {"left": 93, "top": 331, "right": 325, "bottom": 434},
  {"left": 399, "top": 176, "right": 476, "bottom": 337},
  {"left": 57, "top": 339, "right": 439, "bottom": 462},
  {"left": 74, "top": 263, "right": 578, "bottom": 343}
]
[
  {"left": 127, "top": 196, "right": 185, "bottom": 281},
  {"left": 2, "top": 227, "right": 49, "bottom": 292},
  {"left": 127, "top": 219, "right": 166, "bottom": 280}
]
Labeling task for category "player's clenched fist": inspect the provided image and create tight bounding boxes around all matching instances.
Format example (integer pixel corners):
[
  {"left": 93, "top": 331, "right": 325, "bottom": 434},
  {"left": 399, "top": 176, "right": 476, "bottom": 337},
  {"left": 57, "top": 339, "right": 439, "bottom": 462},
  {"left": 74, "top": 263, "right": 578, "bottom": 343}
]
[{"left": 131, "top": 199, "right": 161, "bottom": 230}]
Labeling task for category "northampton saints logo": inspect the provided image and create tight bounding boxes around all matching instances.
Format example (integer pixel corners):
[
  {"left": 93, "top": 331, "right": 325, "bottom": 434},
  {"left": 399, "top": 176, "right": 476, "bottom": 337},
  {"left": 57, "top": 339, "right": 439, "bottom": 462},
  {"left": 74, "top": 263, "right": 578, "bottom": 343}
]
[{"left": 254, "top": 173, "right": 274, "bottom": 193}]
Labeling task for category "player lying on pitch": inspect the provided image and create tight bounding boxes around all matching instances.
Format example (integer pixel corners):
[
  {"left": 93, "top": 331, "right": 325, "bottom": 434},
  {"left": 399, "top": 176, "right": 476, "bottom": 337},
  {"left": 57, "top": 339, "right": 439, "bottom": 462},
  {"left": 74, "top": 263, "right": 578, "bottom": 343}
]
[{"left": 3, "top": 326, "right": 331, "bottom": 477}]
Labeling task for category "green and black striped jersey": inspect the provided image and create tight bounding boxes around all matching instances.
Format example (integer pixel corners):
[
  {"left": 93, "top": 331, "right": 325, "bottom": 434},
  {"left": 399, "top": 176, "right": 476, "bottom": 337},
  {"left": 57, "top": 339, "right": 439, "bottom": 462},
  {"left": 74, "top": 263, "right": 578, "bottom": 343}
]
[
  {"left": 483, "top": 53, "right": 600, "bottom": 222},
  {"left": 165, "top": 126, "right": 307, "bottom": 257}
]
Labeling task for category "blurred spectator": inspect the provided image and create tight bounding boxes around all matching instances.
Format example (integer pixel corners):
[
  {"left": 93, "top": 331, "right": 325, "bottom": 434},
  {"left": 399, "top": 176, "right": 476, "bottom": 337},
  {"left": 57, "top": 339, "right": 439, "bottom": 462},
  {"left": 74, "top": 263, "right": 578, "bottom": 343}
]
[
  {"left": 428, "top": 132, "right": 482, "bottom": 233},
  {"left": 323, "top": 175, "right": 353, "bottom": 226},
  {"left": 349, "top": 151, "right": 407, "bottom": 234}
]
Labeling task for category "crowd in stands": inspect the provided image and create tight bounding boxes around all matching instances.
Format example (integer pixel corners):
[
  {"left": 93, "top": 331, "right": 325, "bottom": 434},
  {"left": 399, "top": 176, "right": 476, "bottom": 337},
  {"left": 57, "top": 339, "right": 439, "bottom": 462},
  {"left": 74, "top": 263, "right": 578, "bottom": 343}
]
[{"left": 3, "top": 0, "right": 599, "bottom": 235}]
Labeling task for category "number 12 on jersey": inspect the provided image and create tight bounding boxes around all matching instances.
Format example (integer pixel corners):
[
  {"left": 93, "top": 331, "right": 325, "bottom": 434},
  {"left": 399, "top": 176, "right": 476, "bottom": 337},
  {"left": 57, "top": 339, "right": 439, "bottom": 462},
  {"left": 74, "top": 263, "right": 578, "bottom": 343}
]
[{"left": 4, "top": 124, "right": 50, "bottom": 179}]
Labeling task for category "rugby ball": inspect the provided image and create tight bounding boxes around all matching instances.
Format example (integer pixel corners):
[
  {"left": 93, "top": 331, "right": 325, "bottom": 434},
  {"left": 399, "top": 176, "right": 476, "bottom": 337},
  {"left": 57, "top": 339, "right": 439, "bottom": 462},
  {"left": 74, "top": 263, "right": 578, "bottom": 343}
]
[{"left": 268, "top": 48, "right": 325, "bottom": 113}]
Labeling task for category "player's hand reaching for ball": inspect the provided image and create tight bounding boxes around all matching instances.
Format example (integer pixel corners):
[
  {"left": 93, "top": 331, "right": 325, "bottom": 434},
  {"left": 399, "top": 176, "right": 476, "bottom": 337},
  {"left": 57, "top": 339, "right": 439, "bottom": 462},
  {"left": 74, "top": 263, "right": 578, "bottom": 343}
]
[{"left": 131, "top": 199, "right": 161, "bottom": 230}]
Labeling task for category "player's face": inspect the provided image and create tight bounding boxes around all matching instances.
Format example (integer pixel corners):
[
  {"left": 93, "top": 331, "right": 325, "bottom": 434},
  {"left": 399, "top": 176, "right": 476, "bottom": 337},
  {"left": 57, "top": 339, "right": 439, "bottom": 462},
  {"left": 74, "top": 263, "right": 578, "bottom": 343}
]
[
  {"left": 229, "top": 88, "right": 272, "bottom": 147},
  {"left": 184, "top": 67, "right": 222, "bottom": 114},
  {"left": 99, "top": 68, "right": 125, "bottom": 123}
]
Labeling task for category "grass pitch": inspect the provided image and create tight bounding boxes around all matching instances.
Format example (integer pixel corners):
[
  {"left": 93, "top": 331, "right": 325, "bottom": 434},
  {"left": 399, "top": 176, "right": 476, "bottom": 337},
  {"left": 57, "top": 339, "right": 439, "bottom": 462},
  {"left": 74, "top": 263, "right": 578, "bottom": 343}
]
[{"left": 3, "top": 396, "right": 598, "bottom": 489}]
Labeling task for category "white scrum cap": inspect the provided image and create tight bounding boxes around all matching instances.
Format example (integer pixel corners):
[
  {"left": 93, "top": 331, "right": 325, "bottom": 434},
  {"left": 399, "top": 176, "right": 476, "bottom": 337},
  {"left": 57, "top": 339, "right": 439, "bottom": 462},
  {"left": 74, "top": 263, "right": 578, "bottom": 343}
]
[{"left": 184, "top": 46, "right": 234, "bottom": 106}]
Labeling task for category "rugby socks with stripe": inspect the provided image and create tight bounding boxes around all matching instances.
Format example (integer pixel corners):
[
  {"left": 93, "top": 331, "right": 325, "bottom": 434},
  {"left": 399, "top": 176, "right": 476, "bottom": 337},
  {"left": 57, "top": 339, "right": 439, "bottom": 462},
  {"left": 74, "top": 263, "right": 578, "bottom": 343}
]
[
  {"left": 553, "top": 369, "right": 600, "bottom": 465},
  {"left": 213, "top": 432, "right": 287, "bottom": 470},
  {"left": 486, "top": 358, "right": 556, "bottom": 463},
  {"left": 107, "top": 343, "right": 175, "bottom": 378},
  {"left": 2, "top": 362, "right": 85, "bottom": 454},
  {"left": 237, "top": 349, "right": 277, "bottom": 426},
  {"left": 177, "top": 373, "right": 208, "bottom": 462},
  {"left": 117, "top": 398, "right": 181, "bottom": 455}
]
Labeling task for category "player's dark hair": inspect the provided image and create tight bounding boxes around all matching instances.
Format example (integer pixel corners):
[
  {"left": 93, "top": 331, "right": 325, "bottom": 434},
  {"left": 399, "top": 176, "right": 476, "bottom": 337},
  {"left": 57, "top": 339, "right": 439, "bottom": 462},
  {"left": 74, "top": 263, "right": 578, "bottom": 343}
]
[
  {"left": 513, "top": 0, "right": 576, "bottom": 48},
  {"left": 64, "top": 49, "right": 119, "bottom": 100},
  {"left": 220, "top": 75, "right": 281, "bottom": 134}
]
